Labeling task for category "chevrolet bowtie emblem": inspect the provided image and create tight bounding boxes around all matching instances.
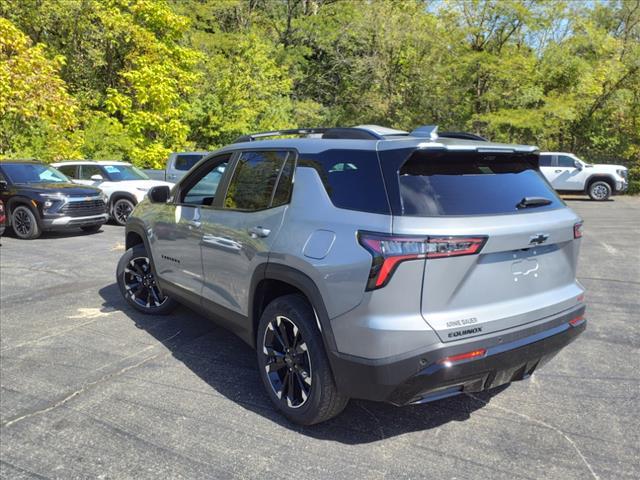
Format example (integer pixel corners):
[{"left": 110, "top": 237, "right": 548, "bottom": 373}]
[{"left": 529, "top": 234, "right": 549, "bottom": 245}]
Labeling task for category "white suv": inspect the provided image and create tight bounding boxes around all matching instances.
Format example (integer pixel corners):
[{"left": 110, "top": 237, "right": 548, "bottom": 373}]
[
  {"left": 53, "top": 161, "right": 174, "bottom": 225},
  {"left": 539, "top": 152, "right": 628, "bottom": 201}
]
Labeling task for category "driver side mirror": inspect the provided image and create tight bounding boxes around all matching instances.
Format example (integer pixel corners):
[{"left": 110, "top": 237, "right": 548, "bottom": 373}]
[
  {"left": 0, "top": 180, "right": 7, "bottom": 191},
  {"left": 149, "top": 185, "right": 170, "bottom": 203},
  {"left": 573, "top": 160, "right": 583, "bottom": 170},
  {"left": 90, "top": 174, "right": 104, "bottom": 181}
]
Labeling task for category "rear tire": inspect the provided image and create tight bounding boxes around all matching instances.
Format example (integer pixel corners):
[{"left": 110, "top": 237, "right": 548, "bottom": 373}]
[
  {"left": 11, "top": 205, "right": 41, "bottom": 240},
  {"left": 81, "top": 225, "right": 102, "bottom": 234},
  {"left": 588, "top": 180, "right": 612, "bottom": 201},
  {"left": 112, "top": 198, "right": 135, "bottom": 226},
  {"left": 116, "top": 244, "right": 177, "bottom": 314},
  {"left": 256, "top": 294, "right": 349, "bottom": 425}
]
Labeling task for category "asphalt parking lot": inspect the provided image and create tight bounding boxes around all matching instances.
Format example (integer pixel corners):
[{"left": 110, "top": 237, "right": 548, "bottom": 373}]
[{"left": 1, "top": 196, "right": 638, "bottom": 479}]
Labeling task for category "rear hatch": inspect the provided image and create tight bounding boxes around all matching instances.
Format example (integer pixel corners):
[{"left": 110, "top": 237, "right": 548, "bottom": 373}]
[{"left": 379, "top": 146, "right": 584, "bottom": 343}]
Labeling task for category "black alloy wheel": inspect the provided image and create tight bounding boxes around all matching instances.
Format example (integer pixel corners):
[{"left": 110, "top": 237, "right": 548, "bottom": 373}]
[
  {"left": 12, "top": 205, "right": 41, "bottom": 239},
  {"left": 263, "top": 315, "right": 312, "bottom": 408},
  {"left": 123, "top": 256, "right": 168, "bottom": 309},
  {"left": 113, "top": 198, "right": 134, "bottom": 226}
]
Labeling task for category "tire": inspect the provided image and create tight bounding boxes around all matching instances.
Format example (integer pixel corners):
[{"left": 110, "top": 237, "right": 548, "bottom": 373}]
[
  {"left": 588, "top": 180, "right": 612, "bottom": 201},
  {"left": 11, "top": 204, "right": 42, "bottom": 239},
  {"left": 81, "top": 225, "right": 102, "bottom": 234},
  {"left": 256, "top": 294, "right": 349, "bottom": 425},
  {"left": 116, "top": 244, "right": 177, "bottom": 315},
  {"left": 112, "top": 198, "right": 135, "bottom": 226}
]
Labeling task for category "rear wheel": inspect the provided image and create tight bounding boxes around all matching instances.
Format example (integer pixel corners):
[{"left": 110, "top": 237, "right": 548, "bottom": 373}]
[
  {"left": 112, "top": 198, "right": 135, "bottom": 226},
  {"left": 588, "top": 180, "right": 612, "bottom": 201},
  {"left": 256, "top": 294, "right": 348, "bottom": 425},
  {"left": 11, "top": 205, "right": 41, "bottom": 240},
  {"left": 116, "top": 244, "right": 177, "bottom": 314}
]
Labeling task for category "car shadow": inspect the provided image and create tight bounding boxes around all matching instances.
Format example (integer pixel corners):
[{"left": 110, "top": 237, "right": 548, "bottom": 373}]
[
  {"left": 562, "top": 197, "right": 614, "bottom": 203},
  {"left": 4, "top": 226, "right": 106, "bottom": 240},
  {"left": 98, "top": 283, "right": 503, "bottom": 444}
]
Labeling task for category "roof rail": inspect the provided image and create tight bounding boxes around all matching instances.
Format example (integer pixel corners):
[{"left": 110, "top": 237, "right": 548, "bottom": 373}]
[
  {"left": 232, "top": 127, "right": 384, "bottom": 143},
  {"left": 439, "top": 131, "right": 489, "bottom": 142},
  {"left": 410, "top": 125, "right": 439, "bottom": 140}
]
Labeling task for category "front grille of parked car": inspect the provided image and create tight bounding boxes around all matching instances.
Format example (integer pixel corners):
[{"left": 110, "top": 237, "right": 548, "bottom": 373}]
[{"left": 60, "top": 199, "right": 106, "bottom": 217}]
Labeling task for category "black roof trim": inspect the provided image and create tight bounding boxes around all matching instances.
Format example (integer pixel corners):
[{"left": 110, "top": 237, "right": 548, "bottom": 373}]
[{"left": 439, "top": 131, "right": 489, "bottom": 142}]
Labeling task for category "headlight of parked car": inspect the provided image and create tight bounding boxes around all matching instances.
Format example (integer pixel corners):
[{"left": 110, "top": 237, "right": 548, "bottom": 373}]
[
  {"left": 616, "top": 168, "right": 628, "bottom": 180},
  {"left": 40, "top": 193, "right": 66, "bottom": 211}
]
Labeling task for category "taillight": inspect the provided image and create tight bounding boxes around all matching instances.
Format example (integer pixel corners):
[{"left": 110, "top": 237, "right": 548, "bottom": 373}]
[
  {"left": 573, "top": 221, "right": 583, "bottom": 239},
  {"left": 437, "top": 348, "right": 487, "bottom": 366},
  {"left": 569, "top": 314, "right": 585, "bottom": 327},
  {"left": 358, "top": 231, "right": 487, "bottom": 290}
]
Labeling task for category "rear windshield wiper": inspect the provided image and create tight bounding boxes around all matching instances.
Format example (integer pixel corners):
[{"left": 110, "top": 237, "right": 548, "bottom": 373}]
[{"left": 516, "top": 196, "right": 552, "bottom": 209}]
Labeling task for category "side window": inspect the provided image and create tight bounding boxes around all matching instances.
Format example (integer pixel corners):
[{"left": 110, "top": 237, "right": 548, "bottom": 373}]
[
  {"left": 298, "top": 149, "right": 390, "bottom": 214},
  {"left": 538, "top": 155, "right": 553, "bottom": 167},
  {"left": 80, "top": 164, "right": 104, "bottom": 180},
  {"left": 57, "top": 165, "right": 77, "bottom": 178},
  {"left": 181, "top": 155, "right": 231, "bottom": 206},
  {"left": 224, "top": 151, "right": 289, "bottom": 211},
  {"left": 557, "top": 155, "right": 576, "bottom": 168},
  {"left": 174, "top": 154, "right": 204, "bottom": 171},
  {"left": 272, "top": 158, "right": 294, "bottom": 207}
]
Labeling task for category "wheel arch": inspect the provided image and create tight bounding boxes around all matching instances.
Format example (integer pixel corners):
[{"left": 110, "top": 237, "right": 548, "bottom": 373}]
[
  {"left": 250, "top": 263, "right": 339, "bottom": 356},
  {"left": 6, "top": 196, "right": 40, "bottom": 227},
  {"left": 110, "top": 191, "right": 138, "bottom": 208},
  {"left": 585, "top": 174, "right": 615, "bottom": 192}
]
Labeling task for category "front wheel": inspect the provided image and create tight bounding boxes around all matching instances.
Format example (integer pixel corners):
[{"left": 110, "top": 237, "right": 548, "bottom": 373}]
[
  {"left": 12, "top": 205, "right": 42, "bottom": 239},
  {"left": 116, "top": 244, "right": 177, "bottom": 314},
  {"left": 588, "top": 181, "right": 612, "bottom": 201},
  {"left": 256, "top": 294, "right": 348, "bottom": 425},
  {"left": 112, "top": 198, "right": 135, "bottom": 226}
]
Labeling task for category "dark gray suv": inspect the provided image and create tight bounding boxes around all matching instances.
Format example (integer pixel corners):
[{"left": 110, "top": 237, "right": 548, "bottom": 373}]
[{"left": 116, "top": 125, "right": 586, "bottom": 425}]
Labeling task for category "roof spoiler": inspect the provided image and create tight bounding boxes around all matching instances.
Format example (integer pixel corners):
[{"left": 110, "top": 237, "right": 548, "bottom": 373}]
[{"left": 410, "top": 125, "right": 438, "bottom": 140}]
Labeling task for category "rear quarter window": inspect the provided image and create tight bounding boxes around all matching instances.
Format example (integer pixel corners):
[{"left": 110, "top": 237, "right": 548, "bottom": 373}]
[
  {"left": 298, "top": 149, "right": 390, "bottom": 215},
  {"left": 174, "top": 154, "right": 205, "bottom": 171}
]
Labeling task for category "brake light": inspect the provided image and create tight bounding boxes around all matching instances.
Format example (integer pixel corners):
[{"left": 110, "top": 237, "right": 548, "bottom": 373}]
[
  {"left": 569, "top": 315, "right": 585, "bottom": 327},
  {"left": 358, "top": 231, "right": 487, "bottom": 290},
  {"left": 437, "top": 348, "right": 487, "bottom": 366},
  {"left": 573, "top": 221, "right": 583, "bottom": 239}
]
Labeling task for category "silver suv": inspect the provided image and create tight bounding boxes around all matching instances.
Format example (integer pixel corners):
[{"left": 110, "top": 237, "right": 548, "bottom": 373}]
[{"left": 116, "top": 125, "right": 587, "bottom": 425}]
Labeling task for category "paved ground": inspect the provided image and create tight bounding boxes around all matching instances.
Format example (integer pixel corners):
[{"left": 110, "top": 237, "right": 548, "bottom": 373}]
[{"left": 1, "top": 197, "right": 638, "bottom": 480}]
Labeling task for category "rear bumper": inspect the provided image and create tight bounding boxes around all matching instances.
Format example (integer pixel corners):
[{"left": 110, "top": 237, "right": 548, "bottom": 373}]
[
  {"left": 328, "top": 305, "right": 586, "bottom": 404},
  {"left": 42, "top": 213, "right": 109, "bottom": 230}
]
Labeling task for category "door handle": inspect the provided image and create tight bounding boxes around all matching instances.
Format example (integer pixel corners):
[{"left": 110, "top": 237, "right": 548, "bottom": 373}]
[
  {"left": 554, "top": 169, "right": 563, "bottom": 173},
  {"left": 248, "top": 226, "right": 271, "bottom": 238}
]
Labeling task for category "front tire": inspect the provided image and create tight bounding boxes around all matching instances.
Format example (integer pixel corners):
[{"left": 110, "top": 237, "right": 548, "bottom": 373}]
[
  {"left": 588, "top": 181, "right": 612, "bottom": 201},
  {"left": 112, "top": 198, "right": 135, "bottom": 226},
  {"left": 116, "top": 244, "right": 177, "bottom": 314},
  {"left": 257, "top": 294, "right": 348, "bottom": 425},
  {"left": 11, "top": 205, "right": 42, "bottom": 239}
]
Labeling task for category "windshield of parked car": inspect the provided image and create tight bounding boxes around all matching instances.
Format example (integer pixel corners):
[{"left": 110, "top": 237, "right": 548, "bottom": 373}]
[
  {"left": 1, "top": 163, "right": 70, "bottom": 184},
  {"left": 103, "top": 164, "right": 149, "bottom": 181}
]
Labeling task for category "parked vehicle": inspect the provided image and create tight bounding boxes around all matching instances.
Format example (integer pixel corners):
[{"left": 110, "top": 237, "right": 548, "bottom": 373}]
[
  {"left": 0, "top": 160, "right": 108, "bottom": 239},
  {"left": 142, "top": 151, "right": 209, "bottom": 183},
  {"left": 0, "top": 200, "right": 6, "bottom": 237},
  {"left": 52, "top": 161, "right": 174, "bottom": 226},
  {"left": 116, "top": 125, "right": 586, "bottom": 425},
  {"left": 539, "top": 152, "right": 628, "bottom": 200}
]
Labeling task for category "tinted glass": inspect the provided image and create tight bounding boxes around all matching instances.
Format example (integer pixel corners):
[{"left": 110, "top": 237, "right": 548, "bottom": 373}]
[
  {"left": 298, "top": 150, "right": 389, "bottom": 214},
  {"left": 224, "top": 151, "right": 288, "bottom": 210},
  {"left": 272, "top": 158, "right": 294, "bottom": 207},
  {"left": 398, "top": 152, "right": 563, "bottom": 216},
  {"left": 557, "top": 155, "right": 575, "bottom": 168},
  {"left": 1, "top": 163, "right": 69, "bottom": 183},
  {"left": 103, "top": 164, "right": 149, "bottom": 181},
  {"left": 182, "top": 157, "right": 230, "bottom": 206},
  {"left": 57, "top": 165, "right": 77, "bottom": 178},
  {"left": 80, "top": 164, "right": 103, "bottom": 180},
  {"left": 539, "top": 155, "right": 553, "bottom": 167},
  {"left": 175, "top": 154, "right": 205, "bottom": 171}
]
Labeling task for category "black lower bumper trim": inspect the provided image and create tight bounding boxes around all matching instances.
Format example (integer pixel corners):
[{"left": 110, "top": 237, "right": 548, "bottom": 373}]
[{"left": 328, "top": 305, "right": 586, "bottom": 404}]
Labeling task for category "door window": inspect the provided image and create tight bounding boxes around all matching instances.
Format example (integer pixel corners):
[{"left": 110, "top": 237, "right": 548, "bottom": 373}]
[
  {"left": 538, "top": 155, "right": 553, "bottom": 167},
  {"left": 557, "top": 155, "right": 576, "bottom": 168},
  {"left": 224, "top": 151, "right": 290, "bottom": 211},
  {"left": 57, "top": 165, "right": 78, "bottom": 178},
  {"left": 181, "top": 155, "right": 231, "bottom": 206},
  {"left": 80, "top": 164, "right": 104, "bottom": 180},
  {"left": 174, "top": 154, "right": 205, "bottom": 171}
]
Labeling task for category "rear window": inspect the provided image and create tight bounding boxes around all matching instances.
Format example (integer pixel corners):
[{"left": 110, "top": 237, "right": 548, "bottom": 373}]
[
  {"left": 174, "top": 154, "right": 205, "bottom": 171},
  {"left": 396, "top": 151, "right": 563, "bottom": 216},
  {"left": 298, "top": 150, "right": 390, "bottom": 214}
]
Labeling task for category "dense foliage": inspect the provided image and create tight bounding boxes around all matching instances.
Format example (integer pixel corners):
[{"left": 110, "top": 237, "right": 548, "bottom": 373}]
[{"left": 0, "top": 0, "right": 638, "bottom": 190}]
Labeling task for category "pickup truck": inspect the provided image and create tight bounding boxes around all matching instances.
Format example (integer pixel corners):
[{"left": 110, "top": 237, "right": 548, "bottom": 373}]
[
  {"left": 539, "top": 152, "right": 628, "bottom": 201},
  {"left": 143, "top": 151, "right": 209, "bottom": 183}
]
